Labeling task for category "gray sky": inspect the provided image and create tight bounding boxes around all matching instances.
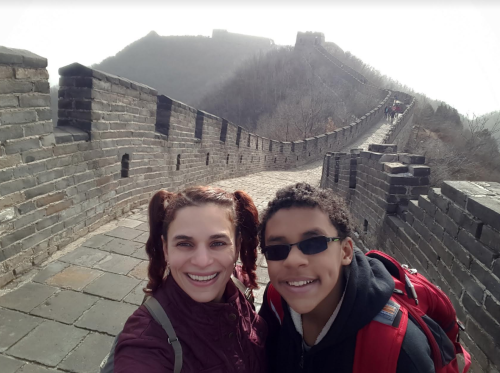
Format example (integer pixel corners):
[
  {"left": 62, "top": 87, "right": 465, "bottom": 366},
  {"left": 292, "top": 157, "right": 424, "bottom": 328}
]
[{"left": 1, "top": 0, "right": 499, "bottom": 117}]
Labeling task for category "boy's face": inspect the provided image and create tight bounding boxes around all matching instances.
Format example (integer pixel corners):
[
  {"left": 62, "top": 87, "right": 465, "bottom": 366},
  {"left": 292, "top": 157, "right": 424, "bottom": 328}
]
[{"left": 265, "top": 207, "right": 353, "bottom": 315}]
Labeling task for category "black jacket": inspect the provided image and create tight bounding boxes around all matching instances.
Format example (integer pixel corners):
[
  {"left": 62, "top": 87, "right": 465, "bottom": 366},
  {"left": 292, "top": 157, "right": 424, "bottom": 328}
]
[{"left": 259, "top": 249, "right": 435, "bottom": 373}]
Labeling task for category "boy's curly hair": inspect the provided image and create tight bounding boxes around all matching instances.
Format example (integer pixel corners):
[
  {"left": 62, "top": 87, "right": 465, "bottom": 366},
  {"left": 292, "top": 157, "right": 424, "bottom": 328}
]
[{"left": 259, "top": 182, "right": 352, "bottom": 247}]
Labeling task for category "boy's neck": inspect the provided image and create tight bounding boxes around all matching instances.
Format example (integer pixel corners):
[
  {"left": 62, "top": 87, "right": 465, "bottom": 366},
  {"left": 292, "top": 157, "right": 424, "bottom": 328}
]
[{"left": 301, "top": 276, "right": 345, "bottom": 346}]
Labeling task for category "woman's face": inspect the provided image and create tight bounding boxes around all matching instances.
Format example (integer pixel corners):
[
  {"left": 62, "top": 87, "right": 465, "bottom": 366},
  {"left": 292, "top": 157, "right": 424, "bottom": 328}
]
[{"left": 163, "top": 203, "right": 238, "bottom": 303}]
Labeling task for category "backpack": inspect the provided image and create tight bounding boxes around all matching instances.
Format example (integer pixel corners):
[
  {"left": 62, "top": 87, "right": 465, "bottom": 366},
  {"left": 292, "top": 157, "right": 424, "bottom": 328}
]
[
  {"left": 100, "top": 276, "right": 253, "bottom": 373},
  {"left": 266, "top": 250, "right": 471, "bottom": 373}
]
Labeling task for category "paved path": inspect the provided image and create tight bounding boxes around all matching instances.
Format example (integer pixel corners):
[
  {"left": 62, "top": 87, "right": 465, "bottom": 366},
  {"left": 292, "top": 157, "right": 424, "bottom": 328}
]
[{"left": 0, "top": 116, "right": 392, "bottom": 373}]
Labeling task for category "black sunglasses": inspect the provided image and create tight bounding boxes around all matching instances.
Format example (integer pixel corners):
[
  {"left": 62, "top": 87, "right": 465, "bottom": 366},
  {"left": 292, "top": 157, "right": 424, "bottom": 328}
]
[{"left": 262, "top": 236, "right": 341, "bottom": 261}]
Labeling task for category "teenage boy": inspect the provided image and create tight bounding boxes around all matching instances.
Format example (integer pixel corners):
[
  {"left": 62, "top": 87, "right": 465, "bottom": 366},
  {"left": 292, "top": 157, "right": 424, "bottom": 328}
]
[{"left": 258, "top": 183, "right": 434, "bottom": 373}]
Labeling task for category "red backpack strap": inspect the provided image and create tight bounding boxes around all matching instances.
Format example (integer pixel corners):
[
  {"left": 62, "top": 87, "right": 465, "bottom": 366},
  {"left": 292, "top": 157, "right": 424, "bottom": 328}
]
[
  {"left": 353, "top": 297, "right": 408, "bottom": 373},
  {"left": 267, "top": 284, "right": 284, "bottom": 324}
]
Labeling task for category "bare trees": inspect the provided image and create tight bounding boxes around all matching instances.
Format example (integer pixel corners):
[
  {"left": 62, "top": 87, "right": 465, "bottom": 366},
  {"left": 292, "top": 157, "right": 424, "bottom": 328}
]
[
  {"left": 198, "top": 46, "right": 378, "bottom": 141},
  {"left": 408, "top": 105, "right": 500, "bottom": 186}
]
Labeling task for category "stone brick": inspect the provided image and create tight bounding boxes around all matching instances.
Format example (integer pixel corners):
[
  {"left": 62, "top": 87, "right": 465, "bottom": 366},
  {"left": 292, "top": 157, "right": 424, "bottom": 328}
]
[
  {"left": 408, "top": 200, "right": 424, "bottom": 221},
  {"left": 46, "top": 200, "right": 72, "bottom": 215},
  {"left": 435, "top": 209, "right": 459, "bottom": 239},
  {"left": 4, "top": 137, "right": 40, "bottom": 154},
  {"left": 485, "top": 295, "right": 500, "bottom": 322},
  {"left": 60, "top": 246, "right": 107, "bottom": 267},
  {"left": 399, "top": 153, "right": 425, "bottom": 164},
  {"left": 94, "top": 253, "right": 142, "bottom": 275},
  {"left": 35, "top": 192, "right": 66, "bottom": 208},
  {"left": 451, "top": 261, "right": 484, "bottom": 302},
  {"left": 31, "top": 290, "right": 98, "bottom": 324},
  {"left": 14, "top": 68, "right": 49, "bottom": 80},
  {"left": 7, "top": 320, "right": 88, "bottom": 367},
  {"left": 0, "top": 65, "right": 14, "bottom": 78},
  {"left": 436, "top": 260, "right": 462, "bottom": 296},
  {"left": 35, "top": 108, "right": 52, "bottom": 121},
  {"left": 443, "top": 231, "right": 472, "bottom": 270},
  {"left": 36, "top": 169, "right": 64, "bottom": 184},
  {"left": 105, "top": 226, "right": 143, "bottom": 240},
  {"left": 0, "top": 125, "right": 24, "bottom": 142},
  {"left": 441, "top": 181, "right": 494, "bottom": 209},
  {"left": 0, "top": 95, "right": 18, "bottom": 108},
  {"left": 32, "top": 261, "right": 69, "bottom": 283},
  {"left": 0, "top": 354, "right": 24, "bottom": 373},
  {"left": 408, "top": 164, "right": 430, "bottom": 177},
  {"left": 13, "top": 209, "right": 46, "bottom": 230},
  {"left": 383, "top": 162, "right": 408, "bottom": 174},
  {"left": 0, "top": 225, "right": 35, "bottom": 247},
  {"left": 428, "top": 188, "right": 449, "bottom": 212},
  {"left": 24, "top": 183, "right": 55, "bottom": 199},
  {"left": 0, "top": 110, "right": 37, "bottom": 125},
  {"left": 418, "top": 195, "right": 436, "bottom": 217},
  {"left": 23, "top": 148, "right": 53, "bottom": 163},
  {"left": 46, "top": 265, "right": 102, "bottom": 291},
  {"left": 34, "top": 80, "right": 50, "bottom": 93},
  {"left": 0, "top": 282, "right": 57, "bottom": 313},
  {"left": 457, "top": 229, "right": 496, "bottom": 266},
  {"left": 75, "top": 299, "right": 137, "bottom": 336},
  {"left": 83, "top": 272, "right": 140, "bottom": 301},
  {"left": 58, "top": 332, "right": 114, "bottom": 373},
  {"left": 470, "top": 260, "right": 500, "bottom": 301},
  {"left": 0, "top": 308, "right": 43, "bottom": 352},
  {"left": 479, "top": 225, "right": 500, "bottom": 254},
  {"left": 463, "top": 291, "right": 500, "bottom": 346},
  {"left": 19, "top": 94, "right": 50, "bottom": 108},
  {"left": 0, "top": 80, "right": 32, "bottom": 94},
  {"left": 466, "top": 318, "right": 500, "bottom": 368},
  {"left": 467, "top": 195, "right": 500, "bottom": 233},
  {"left": 128, "top": 260, "right": 148, "bottom": 280},
  {"left": 0, "top": 206, "right": 15, "bottom": 223}
]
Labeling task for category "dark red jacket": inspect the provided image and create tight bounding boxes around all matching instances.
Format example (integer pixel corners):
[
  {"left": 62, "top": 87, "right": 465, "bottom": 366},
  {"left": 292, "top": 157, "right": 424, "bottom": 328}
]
[{"left": 115, "top": 275, "right": 267, "bottom": 373}]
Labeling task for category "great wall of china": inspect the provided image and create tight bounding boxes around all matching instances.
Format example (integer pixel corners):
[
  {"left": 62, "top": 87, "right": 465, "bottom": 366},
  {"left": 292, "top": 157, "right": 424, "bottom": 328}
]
[{"left": 0, "top": 32, "right": 498, "bottom": 372}]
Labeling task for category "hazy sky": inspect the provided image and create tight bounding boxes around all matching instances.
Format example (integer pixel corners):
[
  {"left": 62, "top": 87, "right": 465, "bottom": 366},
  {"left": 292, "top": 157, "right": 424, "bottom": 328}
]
[{"left": 1, "top": 0, "right": 499, "bottom": 117}]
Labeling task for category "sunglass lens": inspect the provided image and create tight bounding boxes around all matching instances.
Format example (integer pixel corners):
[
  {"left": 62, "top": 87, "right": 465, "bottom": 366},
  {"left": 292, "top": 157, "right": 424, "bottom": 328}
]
[
  {"left": 299, "top": 236, "right": 328, "bottom": 255},
  {"left": 265, "top": 245, "right": 290, "bottom": 261}
]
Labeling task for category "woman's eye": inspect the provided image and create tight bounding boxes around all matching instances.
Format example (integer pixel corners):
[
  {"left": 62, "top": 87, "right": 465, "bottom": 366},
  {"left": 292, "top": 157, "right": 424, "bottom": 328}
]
[
  {"left": 177, "top": 242, "right": 193, "bottom": 247},
  {"left": 211, "top": 241, "right": 226, "bottom": 247}
]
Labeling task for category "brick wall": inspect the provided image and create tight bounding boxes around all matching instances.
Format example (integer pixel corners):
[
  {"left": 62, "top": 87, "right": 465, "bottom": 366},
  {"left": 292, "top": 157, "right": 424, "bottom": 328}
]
[
  {"left": 321, "top": 145, "right": 500, "bottom": 372},
  {"left": 0, "top": 45, "right": 403, "bottom": 285}
]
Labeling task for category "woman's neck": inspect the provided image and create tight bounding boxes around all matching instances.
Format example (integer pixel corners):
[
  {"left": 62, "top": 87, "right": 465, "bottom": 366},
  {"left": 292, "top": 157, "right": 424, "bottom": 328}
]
[{"left": 301, "top": 276, "right": 345, "bottom": 346}]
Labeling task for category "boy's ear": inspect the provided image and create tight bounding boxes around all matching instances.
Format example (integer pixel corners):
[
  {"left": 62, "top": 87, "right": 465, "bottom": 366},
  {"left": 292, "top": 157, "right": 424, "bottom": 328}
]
[
  {"left": 341, "top": 237, "right": 354, "bottom": 266},
  {"left": 161, "top": 235, "right": 168, "bottom": 262}
]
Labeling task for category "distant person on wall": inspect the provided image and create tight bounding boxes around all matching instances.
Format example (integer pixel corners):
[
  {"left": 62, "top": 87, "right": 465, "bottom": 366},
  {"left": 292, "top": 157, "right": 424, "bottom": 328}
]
[
  {"left": 257, "top": 183, "right": 463, "bottom": 373},
  {"left": 114, "top": 187, "right": 267, "bottom": 373},
  {"left": 384, "top": 106, "right": 389, "bottom": 120},
  {"left": 391, "top": 109, "right": 396, "bottom": 123}
]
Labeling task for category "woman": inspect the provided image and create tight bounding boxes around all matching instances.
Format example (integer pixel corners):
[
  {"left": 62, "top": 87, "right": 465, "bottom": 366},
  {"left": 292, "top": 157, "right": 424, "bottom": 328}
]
[{"left": 114, "top": 186, "right": 267, "bottom": 373}]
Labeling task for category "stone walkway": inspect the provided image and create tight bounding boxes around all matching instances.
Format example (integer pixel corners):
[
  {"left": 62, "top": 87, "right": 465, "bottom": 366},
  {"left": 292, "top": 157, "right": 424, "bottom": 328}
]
[{"left": 0, "top": 116, "right": 392, "bottom": 373}]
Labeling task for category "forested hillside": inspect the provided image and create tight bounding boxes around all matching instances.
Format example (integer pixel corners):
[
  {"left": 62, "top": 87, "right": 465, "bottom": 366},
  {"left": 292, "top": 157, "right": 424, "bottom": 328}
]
[
  {"left": 198, "top": 46, "right": 380, "bottom": 141},
  {"left": 92, "top": 30, "right": 274, "bottom": 105}
]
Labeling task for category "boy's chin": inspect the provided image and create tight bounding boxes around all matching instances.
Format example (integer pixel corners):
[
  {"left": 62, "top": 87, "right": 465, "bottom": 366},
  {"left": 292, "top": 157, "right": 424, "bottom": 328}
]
[{"left": 287, "top": 299, "right": 320, "bottom": 315}]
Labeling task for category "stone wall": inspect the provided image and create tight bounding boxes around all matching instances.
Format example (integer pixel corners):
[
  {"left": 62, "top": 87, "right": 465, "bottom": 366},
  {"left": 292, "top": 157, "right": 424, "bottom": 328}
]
[
  {"left": 321, "top": 145, "right": 500, "bottom": 372},
  {"left": 0, "top": 44, "right": 401, "bottom": 286}
]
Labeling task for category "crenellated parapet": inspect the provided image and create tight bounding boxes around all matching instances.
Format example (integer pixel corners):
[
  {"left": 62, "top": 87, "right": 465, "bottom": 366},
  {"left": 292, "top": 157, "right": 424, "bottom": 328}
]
[
  {"left": 321, "top": 144, "right": 500, "bottom": 373},
  {"left": 0, "top": 44, "right": 399, "bottom": 286}
]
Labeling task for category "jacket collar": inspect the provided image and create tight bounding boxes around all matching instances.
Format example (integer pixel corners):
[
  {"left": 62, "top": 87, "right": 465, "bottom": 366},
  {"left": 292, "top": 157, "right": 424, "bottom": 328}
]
[{"left": 157, "top": 275, "right": 243, "bottom": 324}]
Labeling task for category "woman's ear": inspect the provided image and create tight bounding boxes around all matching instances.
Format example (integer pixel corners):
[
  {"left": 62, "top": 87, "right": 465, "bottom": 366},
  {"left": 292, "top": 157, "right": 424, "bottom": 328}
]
[
  {"left": 341, "top": 237, "right": 354, "bottom": 266},
  {"left": 161, "top": 235, "right": 168, "bottom": 262}
]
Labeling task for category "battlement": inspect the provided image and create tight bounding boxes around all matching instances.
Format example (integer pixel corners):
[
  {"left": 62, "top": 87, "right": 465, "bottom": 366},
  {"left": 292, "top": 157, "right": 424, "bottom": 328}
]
[
  {"left": 321, "top": 147, "right": 500, "bottom": 372},
  {"left": 0, "top": 44, "right": 403, "bottom": 288},
  {"left": 295, "top": 31, "right": 325, "bottom": 47}
]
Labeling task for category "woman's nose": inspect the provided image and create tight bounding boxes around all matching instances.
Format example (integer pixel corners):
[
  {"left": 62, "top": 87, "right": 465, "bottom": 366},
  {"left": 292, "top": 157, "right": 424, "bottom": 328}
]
[{"left": 191, "top": 245, "right": 214, "bottom": 267}]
